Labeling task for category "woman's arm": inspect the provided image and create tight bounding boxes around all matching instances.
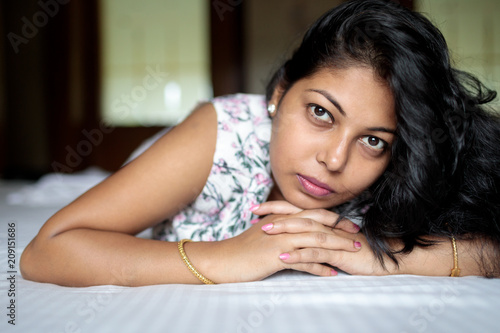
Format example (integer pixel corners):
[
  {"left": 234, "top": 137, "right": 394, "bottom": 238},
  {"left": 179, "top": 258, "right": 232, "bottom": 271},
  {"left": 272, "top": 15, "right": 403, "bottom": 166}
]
[
  {"left": 390, "top": 235, "right": 499, "bottom": 277},
  {"left": 321, "top": 232, "right": 491, "bottom": 277},
  {"left": 20, "top": 103, "right": 221, "bottom": 286}
]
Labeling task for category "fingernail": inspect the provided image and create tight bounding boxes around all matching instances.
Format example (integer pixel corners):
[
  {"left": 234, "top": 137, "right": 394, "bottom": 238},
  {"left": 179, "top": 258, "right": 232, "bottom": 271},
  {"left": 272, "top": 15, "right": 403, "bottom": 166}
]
[
  {"left": 261, "top": 223, "right": 273, "bottom": 231},
  {"left": 250, "top": 218, "right": 260, "bottom": 225},
  {"left": 249, "top": 204, "right": 260, "bottom": 212},
  {"left": 331, "top": 269, "right": 338, "bottom": 276},
  {"left": 279, "top": 253, "right": 290, "bottom": 260},
  {"left": 353, "top": 224, "right": 361, "bottom": 232},
  {"left": 354, "top": 241, "right": 362, "bottom": 249}
]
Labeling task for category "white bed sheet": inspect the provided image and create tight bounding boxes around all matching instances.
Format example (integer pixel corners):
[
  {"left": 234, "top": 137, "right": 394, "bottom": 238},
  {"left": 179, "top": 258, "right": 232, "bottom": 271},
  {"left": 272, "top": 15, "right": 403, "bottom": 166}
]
[{"left": 1, "top": 175, "right": 499, "bottom": 333}]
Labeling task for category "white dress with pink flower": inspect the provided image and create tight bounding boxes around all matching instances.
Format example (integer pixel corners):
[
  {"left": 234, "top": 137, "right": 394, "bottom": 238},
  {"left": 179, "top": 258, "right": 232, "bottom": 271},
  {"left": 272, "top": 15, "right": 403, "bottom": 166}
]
[{"left": 152, "top": 94, "right": 274, "bottom": 241}]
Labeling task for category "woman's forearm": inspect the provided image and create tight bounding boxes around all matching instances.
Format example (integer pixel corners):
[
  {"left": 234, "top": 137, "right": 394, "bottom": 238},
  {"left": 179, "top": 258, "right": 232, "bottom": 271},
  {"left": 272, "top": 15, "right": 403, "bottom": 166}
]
[
  {"left": 395, "top": 236, "right": 498, "bottom": 277},
  {"left": 20, "top": 229, "right": 219, "bottom": 287}
]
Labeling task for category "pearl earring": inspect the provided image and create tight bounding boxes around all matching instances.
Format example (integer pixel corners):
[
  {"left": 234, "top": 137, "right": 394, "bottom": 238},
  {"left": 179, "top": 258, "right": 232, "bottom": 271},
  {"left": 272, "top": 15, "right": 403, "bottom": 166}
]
[{"left": 267, "top": 104, "right": 276, "bottom": 116}]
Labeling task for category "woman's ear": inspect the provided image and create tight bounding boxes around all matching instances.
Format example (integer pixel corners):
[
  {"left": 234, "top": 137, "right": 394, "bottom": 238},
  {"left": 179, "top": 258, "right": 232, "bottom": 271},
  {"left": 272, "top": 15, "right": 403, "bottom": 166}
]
[{"left": 268, "top": 84, "right": 285, "bottom": 117}]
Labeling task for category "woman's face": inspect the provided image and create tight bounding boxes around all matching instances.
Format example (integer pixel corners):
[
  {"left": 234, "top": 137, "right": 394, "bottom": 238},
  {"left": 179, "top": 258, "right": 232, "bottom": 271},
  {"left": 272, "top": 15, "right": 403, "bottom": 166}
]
[{"left": 269, "top": 66, "right": 396, "bottom": 209}]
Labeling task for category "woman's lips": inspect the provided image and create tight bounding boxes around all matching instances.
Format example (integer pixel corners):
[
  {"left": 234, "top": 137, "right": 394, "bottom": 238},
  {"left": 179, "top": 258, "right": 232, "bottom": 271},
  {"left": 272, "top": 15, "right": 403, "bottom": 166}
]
[{"left": 297, "top": 174, "right": 334, "bottom": 197}]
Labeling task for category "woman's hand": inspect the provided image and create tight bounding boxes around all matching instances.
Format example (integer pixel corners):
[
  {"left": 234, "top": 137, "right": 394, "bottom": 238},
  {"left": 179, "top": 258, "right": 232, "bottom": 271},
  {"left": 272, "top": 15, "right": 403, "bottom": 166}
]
[
  {"left": 246, "top": 201, "right": 398, "bottom": 276},
  {"left": 251, "top": 200, "right": 361, "bottom": 234},
  {"left": 259, "top": 219, "right": 398, "bottom": 276},
  {"left": 200, "top": 202, "right": 367, "bottom": 283},
  {"left": 204, "top": 214, "right": 362, "bottom": 283}
]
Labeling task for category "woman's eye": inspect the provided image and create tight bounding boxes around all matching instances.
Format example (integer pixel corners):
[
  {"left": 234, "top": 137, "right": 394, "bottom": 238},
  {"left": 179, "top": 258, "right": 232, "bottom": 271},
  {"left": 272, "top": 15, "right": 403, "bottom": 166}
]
[
  {"left": 308, "top": 104, "right": 333, "bottom": 123},
  {"left": 359, "top": 136, "right": 386, "bottom": 150}
]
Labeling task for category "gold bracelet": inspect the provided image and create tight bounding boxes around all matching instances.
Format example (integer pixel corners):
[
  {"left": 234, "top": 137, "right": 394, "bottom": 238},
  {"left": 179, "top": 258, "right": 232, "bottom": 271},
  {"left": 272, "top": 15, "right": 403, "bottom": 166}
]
[
  {"left": 178, "top": 239, "right": 215, "bottom": 284},
  {"left": 450, "top": 236, "right": 460, "bottom": 277}
]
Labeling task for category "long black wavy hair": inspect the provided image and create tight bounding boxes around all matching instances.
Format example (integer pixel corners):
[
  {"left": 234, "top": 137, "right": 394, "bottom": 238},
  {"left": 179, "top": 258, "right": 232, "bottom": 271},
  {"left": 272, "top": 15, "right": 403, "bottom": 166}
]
[{"left": 266, "top": 0, "right": 500, "bottom": 276}]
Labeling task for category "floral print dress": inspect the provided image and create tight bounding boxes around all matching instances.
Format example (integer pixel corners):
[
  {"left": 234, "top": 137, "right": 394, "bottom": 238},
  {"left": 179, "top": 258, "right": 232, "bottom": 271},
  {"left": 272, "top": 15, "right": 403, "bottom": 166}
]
[{"left": 152, "top": 94, "right": 274, "bottom": 241}]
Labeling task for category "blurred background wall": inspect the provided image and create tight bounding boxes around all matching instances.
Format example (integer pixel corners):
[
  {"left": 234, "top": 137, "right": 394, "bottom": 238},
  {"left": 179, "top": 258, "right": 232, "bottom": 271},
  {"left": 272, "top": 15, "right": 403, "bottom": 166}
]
[
  {"left": 1, "top": 0, "right": 497, "bottom": 179},
  {"left": 416, "top": 0, "right": 500, "bottom": 105}
]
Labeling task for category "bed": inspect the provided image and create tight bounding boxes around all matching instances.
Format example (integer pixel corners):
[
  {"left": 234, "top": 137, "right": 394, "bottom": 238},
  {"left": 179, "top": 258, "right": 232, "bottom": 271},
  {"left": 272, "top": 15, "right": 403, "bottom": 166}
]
[{"left": 1, "top": 169, "right": 499, "bottom": 333}]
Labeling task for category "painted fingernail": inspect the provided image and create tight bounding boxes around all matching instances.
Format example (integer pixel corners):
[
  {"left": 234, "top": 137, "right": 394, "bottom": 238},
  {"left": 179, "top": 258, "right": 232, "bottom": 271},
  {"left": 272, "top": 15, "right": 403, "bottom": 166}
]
[
  {"left": 279, "top": 253, "right": 290, "bottom": 260},
  {"left": 250, "top": 218, "right": 260, "bottom": 225},
  {"left": 261, "top": 223, "right": 274, "bottom": 231},
  {"left": 353, "top": 224, "right": 361, "bottom": 232},
  {"left": 249, "top": 204, "right": 260, "bottom": 212},
  {"left": 354, "top": 241, "right": 362, "bottom": 249},
  {"left": 330, "top": 269, "right": 338, "bottom": 276}
]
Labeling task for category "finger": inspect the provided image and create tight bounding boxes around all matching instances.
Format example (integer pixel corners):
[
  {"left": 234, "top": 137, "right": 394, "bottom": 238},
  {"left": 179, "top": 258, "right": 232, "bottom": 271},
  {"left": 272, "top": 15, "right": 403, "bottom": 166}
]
[
  {"left": 334, "top": 218, "right": 361, "bottom": 234},
  {"left": 294, "top": 209, "right": 340, "bottom": 228},
  {"left": 261, "top": 217, "right": 360, "bottom": 241},
  {"left": 261, "top": 217, "right": 330, "bottom": 234},
  {"left": 274, "top": 231, "right": 362, "bottom": 252},
  {"left": 251, "top": 200, "right": 303, "bottom": 216},
  {"left": 294, "top": 210, "right": 360, "bottom": 233},
  {"left": 282, "top": 262, "right": 338, "bottom": 277},
  {"left": 279, "top": 248, "right": 344, "bottom": 265},
  {"left": 281, "top": 247, "right": 386, "bottom": 276}
]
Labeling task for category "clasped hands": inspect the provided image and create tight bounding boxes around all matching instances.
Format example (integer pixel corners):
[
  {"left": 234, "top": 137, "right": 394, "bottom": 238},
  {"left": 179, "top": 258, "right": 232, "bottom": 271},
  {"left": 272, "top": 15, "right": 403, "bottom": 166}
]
[
  {"left": 249, "top": 200, "right": 391, "bottom": 278},
  {"left": 212, "top": 200, "right": 396, "bottom": 283}
]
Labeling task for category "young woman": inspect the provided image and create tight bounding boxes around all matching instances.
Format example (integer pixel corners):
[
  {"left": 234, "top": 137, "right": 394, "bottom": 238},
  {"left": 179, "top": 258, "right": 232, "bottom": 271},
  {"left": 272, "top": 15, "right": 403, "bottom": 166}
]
[{"left": 20, "top": 0, "right": 500, "bottom": 286}]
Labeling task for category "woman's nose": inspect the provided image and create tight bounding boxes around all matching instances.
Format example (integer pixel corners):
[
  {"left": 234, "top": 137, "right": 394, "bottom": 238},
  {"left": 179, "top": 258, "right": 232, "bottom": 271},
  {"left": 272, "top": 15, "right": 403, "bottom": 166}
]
[{"left": 316, "top": 134, "right": 349, "bottom": 172}]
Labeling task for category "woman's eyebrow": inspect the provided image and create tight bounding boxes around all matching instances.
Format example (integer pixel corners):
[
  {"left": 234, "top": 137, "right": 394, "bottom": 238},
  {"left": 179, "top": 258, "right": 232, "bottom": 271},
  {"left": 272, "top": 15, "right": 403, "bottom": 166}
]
[
  {"left": 367, "top": 126, "right": 397, "bottom": 135},
  {"left": 307, "top": 89, "right": 346, "bottom": 116}
]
